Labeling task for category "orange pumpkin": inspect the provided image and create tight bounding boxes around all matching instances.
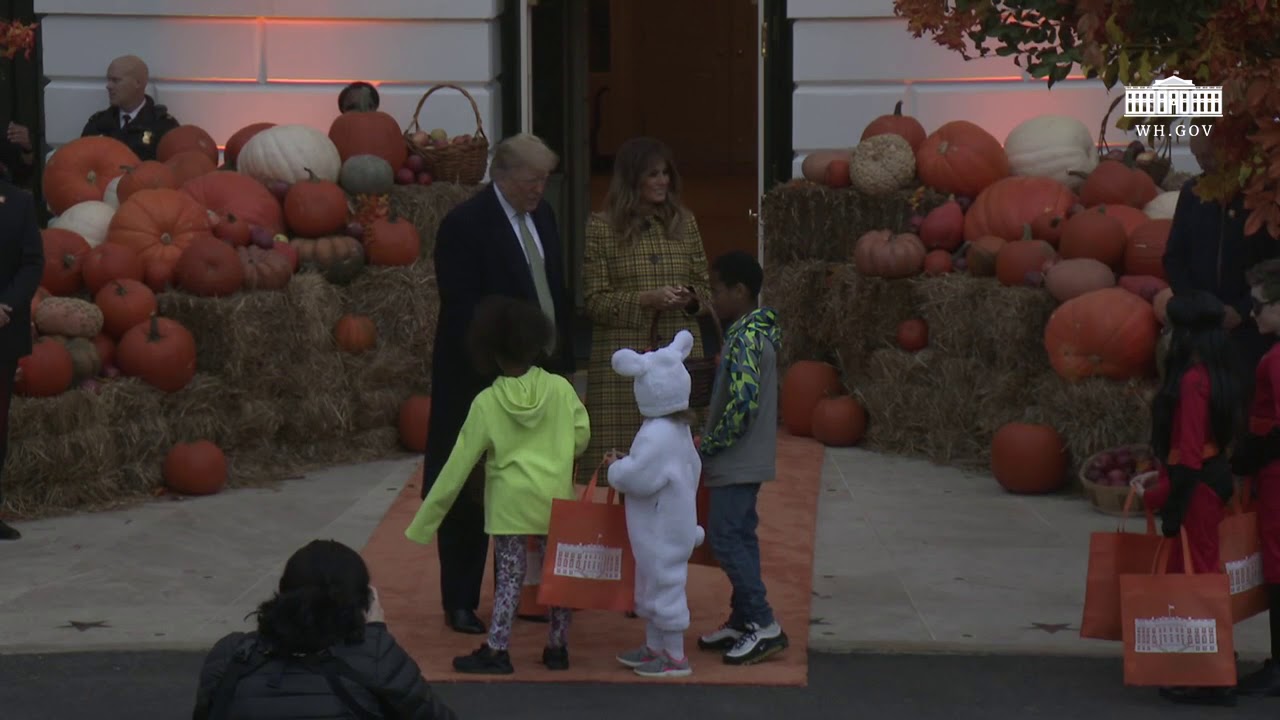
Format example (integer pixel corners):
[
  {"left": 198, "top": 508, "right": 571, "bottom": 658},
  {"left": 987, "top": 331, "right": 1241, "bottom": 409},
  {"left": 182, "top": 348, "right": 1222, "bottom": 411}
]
[
  {"left": 1124, "top": 219, "right": 1171, "bottom": 279},
  {"left": 919, "top": 197, "right": 964, "bottom": 251},
  {"left": 165, "top": 150, "right": 217, "bottom": 185},
  {"left": 183, "top": 171, "right": 286, "bottom": 235},
  {"left": 81, "top": 243, "right": 145, "bottom": 295},
  {"left": 335, "top": 313, "right": 377, "bottom": 353},
  {"left": 163, "top": 440, "right": 228, "bottom": 496},
  {"left": 991, "top": 423, "right": 1067, "bottom": 494},
  {"left": 1079, "top": 159, "right": 1158, "bottom": 208},
  {"left": 1044, "top": 287, "right": 1158, "bottom": 381},
  {"left": 1029, "top": 209, "right": 1067, "bottom": 248},
  {"left": 963, "top": 176, "right": 1076, "bottom": 244},
  {"left": 92, "top": 332, "right": 116, "bottom": 370},
  {"left": 284, "top": 169, "right": 349, "bottom": 237},
  {"left": 43, "top": 136, "right": 140, "bottom": 215},
  {"left": 115, "top": 313, "right": 198, "bottom": 392},
  {"left": 117, "top": 161, "right": 177, "bottom": 204},
  {"left": 95, "top": 278, "right": 158, "bottom": 340},
  {"left": 995, "top": 234, "right": 1057, "bottom": 287},
  {"left": 966, "top": 235, "right": 1006, "bottom": 276},
  {"left": 923, "top": 249, "right": 953, "bottom": 276},
  {"left": 174, "top": 235, "right": 245, "bottom": 297},
  {"left": 810, "top": 395, "right": 868, "bottom": 447},
  {"left": 781, "top": 361, "right": 842, "bottom": 437},
  {"left": 238, "top": 245, "right": 294, "bottom": 290},
  {"left": 15, "top": 340, "right": 74, "bottom": 397},
  {"left": 40, "top": 228, "right": 91, "bottom": 296},
  {"left": 1059, "top": 209, "right": 1127, "bottom": 271},
  {"left": 328, "top": 110, "right": 408, "bottom": 169},
  {"left": 223, "top": 122, "right": 275, "bottom": 168},
  {"left": 157, "top": 125, "right": 219, "bottom": 165},
  {"left": 107, "top": 189, "right": 213, "bottom": 291},
  {"left": 1093, "top": 204, "right": 1149, "bottom": 236},
  {"left": 853, "top": 230, "right": 926, "bottom": 278},
  {"left": 398, "top": 395, "right": 432, "bottom": 452},
  {"left": 896, "top": 318, "right": 928, "bottom": 352},
  {"left": 824, "top": 159, "right": 851, "bottom": 188},
  {"left": 915, "top": 120, "right": 1009, "bottom": 197},
  {"left": 860, "top": 100, "right": 926, "bottom": 151},
  {"left": 365, "top": 212, "right": 421, "bottom": 266}
]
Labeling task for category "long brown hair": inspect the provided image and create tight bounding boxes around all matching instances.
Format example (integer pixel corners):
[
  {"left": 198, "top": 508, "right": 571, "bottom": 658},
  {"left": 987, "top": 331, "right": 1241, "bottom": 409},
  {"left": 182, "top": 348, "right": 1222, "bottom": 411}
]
[{"left": 600, "top": 137, "right": 688, "bottom": 244}]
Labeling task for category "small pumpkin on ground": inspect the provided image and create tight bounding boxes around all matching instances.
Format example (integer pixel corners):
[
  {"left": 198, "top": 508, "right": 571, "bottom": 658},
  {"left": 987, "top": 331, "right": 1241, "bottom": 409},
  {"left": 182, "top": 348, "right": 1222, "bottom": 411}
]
[
  {"left": 1044, "top": 257, "right": 1116, "bottom": 302},
  {"left": 95, "top": 278, "right": 158, "bottom": 339},
  {"left": 991, "top": 422, "right": 1067, "bottom": 494},
  {"left": 115, "top": 313, "right": 198, "bottom": 392},
  {"left": 398, "top": 395, "right": 432, "bottom": 452},
  {"left": 811, "top": 394, "right": 868, "bottom": 447},
  {"left": 915, "top": 120, "right": 1009, "bottom": 197},
  {"left": 40, "top": 228, "right": 91, "bottom": 296},
  {"left": 238, "top": 245, "right": 294, "bottom": 291},
  {"left": 34, "top": 296, "right": 104, "bottom": 338},
  {"left": 81, "top": 243, "right": 145, "bottom": 295},
  {"left": 175, "top": 236, "right": 245, "bottom": 297},
  {"left": 853, "top": 229, "right": 926, "bottom": 278},
  {"left": 335, "top": 313, "right": 377, "bottom": 353},
  {"left": 284, "top": 168, "right": 350, "bottom": 237},
  {"left": 848, "top": 134, "right": 916, "bottom": 197},
  {"left": 15, "top": 340, "right": 74, "bottom": 397},
  {"left": 860, "top": 100, "right": 926, "bottom": 151},
  {"left": 164, "top": 440, "right": 228, "bottom": 496},
  {"left": 1044, "top": 287, "right": 1158, "bottom": 381},
  {"left": 781, "top": 361, "right": 842, "bottom": 437}
]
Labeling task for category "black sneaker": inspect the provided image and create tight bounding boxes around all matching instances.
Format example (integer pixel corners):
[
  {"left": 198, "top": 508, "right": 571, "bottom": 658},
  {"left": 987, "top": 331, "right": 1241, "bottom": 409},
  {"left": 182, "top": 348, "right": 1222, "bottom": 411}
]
[
  {"left": 542, "top": 645, "right": 569, "bottom": 670},
  {"left": 723, "top": 622, "right": 789, "bottom": 666},
  {"left": 1159, "top": 686, "right": 1237, "bottom": 707},
  {"left": 0, "top": 521, "right": 20, "bottom": 541},
  {"left": 697, "top": 620, "right": 748, "bottom": 651},
  {"left": 1237, "top": 659, "right": 1280, "bottom": 697},
  {"left": 452, "top": 644, "right": 514, "bottom": 675}
]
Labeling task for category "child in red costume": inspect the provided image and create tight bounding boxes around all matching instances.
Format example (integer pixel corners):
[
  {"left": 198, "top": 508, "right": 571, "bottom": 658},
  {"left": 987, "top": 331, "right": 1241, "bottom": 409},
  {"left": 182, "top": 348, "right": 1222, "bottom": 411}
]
[
  {"left": 1229, "top": 258, "right": 1280, "bottom": 697},
  {"left": 1132, "top": 290, "right": 1240, "bottom": 707}
]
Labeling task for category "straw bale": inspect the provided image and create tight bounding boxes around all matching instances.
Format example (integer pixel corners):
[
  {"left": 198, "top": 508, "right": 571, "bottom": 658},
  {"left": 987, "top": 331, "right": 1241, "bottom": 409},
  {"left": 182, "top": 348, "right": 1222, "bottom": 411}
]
[
  {"left": 826, "top": 268, "right": 921, "bottom": 381},
  {"left": 387, "top": 183, "right": 481, "bottom": 260},
  {"left": 761, "top": 181, "right": 947, "bottom": 266},
  {"left": 764, "top": 260, "right": 840, "bottom": 367},
  {"left": 913, "top": 274, "right": 1057, "bottom": 374},
  {"left": 3, "top": 389, "right": 121, "bottom": 516},
  {"left": 1028, "top": 372, "right": 1154, "bottom": 478},
  {"left": 342, "top": 262, "right": 439, "bottom": 373}
]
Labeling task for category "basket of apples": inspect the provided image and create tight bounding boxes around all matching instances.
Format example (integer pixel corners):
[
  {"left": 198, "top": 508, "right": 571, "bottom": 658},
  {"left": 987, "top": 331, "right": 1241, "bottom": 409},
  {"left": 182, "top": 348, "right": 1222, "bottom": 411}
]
[
  {"left": 1079, "top": 444, "right": 1160, "bottom": 515},
  {"left": 402, "top": 83, "right": 489, "bottom": 185}
]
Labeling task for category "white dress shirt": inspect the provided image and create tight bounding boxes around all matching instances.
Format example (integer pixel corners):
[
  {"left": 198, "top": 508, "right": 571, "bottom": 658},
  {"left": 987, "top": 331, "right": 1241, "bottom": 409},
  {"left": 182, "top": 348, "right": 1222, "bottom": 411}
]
[
  {"left": 119, "top": 99, "right": 146, "bottom": 128},
  {"left": 494, "top": 184, "right": 545, "bottom": 263}
]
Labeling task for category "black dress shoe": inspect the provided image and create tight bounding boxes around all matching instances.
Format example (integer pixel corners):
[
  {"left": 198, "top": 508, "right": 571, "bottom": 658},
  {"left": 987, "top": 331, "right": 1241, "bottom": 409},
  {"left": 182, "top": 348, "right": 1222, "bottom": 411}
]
[
  {"left": 453, "top": 644, "right": 513, "bottom": 674},
  {"left": 518, "top": 613, "right": 550, "bottom": 623},
  {"left": 445, "top": 609, "right": 486, "bottom": 634},
  {"left": 542, "top": 645, "right": 569, "bottom": 670},
  {"left": 1237, "top": 659, "right": 1280, "bottom": 697},
  {"left": 0, "top": 521, "right": 19, "bottom": 541}
]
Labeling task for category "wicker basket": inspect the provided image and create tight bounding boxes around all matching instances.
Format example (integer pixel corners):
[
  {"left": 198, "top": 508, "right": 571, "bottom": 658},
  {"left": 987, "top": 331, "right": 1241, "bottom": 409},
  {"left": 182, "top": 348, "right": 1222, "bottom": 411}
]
[
  {"left": 403, "top": 84, "right": 490, "bottom": 185},
  {"left": 1079, "top": 443, "right": 1157, "bottom": 516},
  {"left": 648, "top": 305, "right": 723, "bottom": 409}
]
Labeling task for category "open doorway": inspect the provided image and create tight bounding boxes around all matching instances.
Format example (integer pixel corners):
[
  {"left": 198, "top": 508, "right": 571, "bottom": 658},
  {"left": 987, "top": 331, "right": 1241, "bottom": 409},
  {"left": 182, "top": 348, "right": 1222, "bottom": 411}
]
[{"left": 585, "top": 0, "right": 759, "bottom": 264}]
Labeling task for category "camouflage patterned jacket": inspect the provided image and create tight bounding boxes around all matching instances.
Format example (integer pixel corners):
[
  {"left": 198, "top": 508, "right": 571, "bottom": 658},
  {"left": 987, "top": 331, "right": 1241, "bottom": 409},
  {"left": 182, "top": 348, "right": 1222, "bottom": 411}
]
[{"left": 700, "top": 307, "right": 782, "bottom": 486}]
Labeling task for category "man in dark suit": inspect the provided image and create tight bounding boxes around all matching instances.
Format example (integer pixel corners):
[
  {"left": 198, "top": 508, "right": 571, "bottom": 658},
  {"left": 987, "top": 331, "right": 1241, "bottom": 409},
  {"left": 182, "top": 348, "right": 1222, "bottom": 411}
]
[
  {"left": 423, "top": 133, "right": 575, "bottom": 634},
  {"left": 80, "top": 55, "right": 179, "bottom": 161},
  {"left": 0, "top": 173, "right": 45, "bottom": 540}
]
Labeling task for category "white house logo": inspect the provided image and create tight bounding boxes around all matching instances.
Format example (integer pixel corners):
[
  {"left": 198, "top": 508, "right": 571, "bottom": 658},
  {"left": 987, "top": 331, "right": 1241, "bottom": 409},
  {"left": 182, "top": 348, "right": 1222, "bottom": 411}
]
[
  {"left": 552, "top": 537, "right": 623, "bottom": 581},
  {"left": 1124, "top": 74, "right": 1221, "bottom": 139},
  {"left": 1133, "top": 604, "right": 1219, "bottom": 654},
  {"left": 1226, "top": 552, "right": 1265, "bottom": 596}
]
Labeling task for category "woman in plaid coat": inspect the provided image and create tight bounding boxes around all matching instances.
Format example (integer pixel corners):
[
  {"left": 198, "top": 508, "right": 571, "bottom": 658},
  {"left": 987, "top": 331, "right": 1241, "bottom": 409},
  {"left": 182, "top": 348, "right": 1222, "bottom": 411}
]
[{"left": 580, "top": 137, "right": 713, "bottom": 482}]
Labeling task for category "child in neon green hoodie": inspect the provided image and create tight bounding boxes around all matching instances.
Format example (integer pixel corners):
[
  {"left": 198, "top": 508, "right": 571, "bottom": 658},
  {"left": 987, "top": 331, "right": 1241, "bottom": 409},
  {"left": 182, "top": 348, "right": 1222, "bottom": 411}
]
[{"left": 405, "top": 296, "right": 589, "bottom": 675}]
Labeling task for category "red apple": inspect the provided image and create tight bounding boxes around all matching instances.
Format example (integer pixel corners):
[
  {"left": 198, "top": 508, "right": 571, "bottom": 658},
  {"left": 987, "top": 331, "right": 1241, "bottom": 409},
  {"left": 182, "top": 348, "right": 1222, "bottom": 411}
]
[
  {"left": 395, "top": 167, "right": 415, "bottom": 185},
  {"left": 416, "top": 171, "right": 433, "bottom": 186},
  {"left": 1106, "top": 469, "right": 1128, "bottom": 486},
  {"left": 452, "top": 135, "right": 470, "bottom": 145},
  {"left": 405, "top": 154, "right": 425, "bottom": 173}
]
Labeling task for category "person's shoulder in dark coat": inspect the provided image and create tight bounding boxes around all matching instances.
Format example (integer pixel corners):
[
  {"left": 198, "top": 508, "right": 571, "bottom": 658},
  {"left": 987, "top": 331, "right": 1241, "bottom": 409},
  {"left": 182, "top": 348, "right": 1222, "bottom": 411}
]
[
  {"left": 192, "top": 624, "right": 456, "bottom": 720},
  {"left": 80, "top": 95, "right": 179, "bottom": 161}
]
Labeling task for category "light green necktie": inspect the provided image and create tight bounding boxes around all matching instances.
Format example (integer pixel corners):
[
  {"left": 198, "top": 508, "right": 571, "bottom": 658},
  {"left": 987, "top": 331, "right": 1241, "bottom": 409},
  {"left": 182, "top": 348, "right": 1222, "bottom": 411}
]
[{"left": 516, "top": 213, "right": 557, "bottom": 348}]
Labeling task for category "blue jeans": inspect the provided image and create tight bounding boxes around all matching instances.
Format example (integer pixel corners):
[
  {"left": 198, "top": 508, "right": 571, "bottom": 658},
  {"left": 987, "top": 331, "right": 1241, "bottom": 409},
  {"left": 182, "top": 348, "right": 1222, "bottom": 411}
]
[{"left": 708, "top": 483, "right": 775, "bottom": 627}]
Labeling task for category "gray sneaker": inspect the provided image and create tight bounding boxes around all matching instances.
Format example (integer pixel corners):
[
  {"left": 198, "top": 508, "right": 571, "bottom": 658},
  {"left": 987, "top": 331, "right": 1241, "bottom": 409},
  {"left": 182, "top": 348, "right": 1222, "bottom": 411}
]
[
  {"left": 633, "top": 651, "right": 692, "bottom": 678},
  {"left": 616, "top": 646, "right": 659, "bottom": 668}
]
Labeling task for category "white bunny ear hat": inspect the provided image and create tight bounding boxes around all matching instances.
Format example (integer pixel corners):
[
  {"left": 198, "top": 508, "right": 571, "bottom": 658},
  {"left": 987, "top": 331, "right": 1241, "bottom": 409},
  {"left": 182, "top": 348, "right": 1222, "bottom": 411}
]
[{"left": 611, "top": 329, "right": 694, "bottom": 418}]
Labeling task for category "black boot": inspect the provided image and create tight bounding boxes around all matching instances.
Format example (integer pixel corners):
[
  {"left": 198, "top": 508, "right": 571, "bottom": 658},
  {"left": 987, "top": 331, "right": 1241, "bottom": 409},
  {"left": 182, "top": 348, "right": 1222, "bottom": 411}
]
[
  {"left": 0, "top": 520, "right": 20, "bottom": 540},
  {"left": 452, "top": 644, "right": 513, "bottom": 674}
]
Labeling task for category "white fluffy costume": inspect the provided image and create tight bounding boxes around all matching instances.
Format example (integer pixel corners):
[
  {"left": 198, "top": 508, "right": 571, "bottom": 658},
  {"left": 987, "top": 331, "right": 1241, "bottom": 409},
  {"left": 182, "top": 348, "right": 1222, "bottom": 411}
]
[{"left": 608, "top": 330, "right": 704, "bottom": 660}]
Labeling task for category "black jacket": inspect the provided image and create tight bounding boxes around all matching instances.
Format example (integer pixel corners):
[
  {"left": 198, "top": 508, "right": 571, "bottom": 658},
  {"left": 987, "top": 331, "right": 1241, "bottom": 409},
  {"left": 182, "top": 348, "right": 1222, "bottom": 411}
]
[
  {"left": 0, "top": 180, "right": 43, "bottom": 365},
  {"left": 0, "top": 136, "right": 35, "bottom": 186},
  {"left": 422, "top": 183, "right": 575, "bottom": 486},
  {"left": 80, "top": 95, "right": 179, "bottom": 161},
  {"left": 192, "top": 624, "right": 455, "bottom": 720}
]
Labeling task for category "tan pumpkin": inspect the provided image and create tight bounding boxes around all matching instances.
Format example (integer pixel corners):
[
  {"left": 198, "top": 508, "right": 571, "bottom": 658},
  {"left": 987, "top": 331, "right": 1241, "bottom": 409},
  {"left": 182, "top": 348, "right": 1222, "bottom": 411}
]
[
  {"left": 238, "top": 245, "right": 294, "bottom": 291},
  {"left": 848, "top": 134, "right": 916, "bottom": 196},
  {"left": 801, "top": 150, "right": 850, "bottom": 183},
  {"left": 852, "top": 229, "right": 925, "bottom": 278},
  {"left": 292, "top": 234, "right": 366, "bottom": 285},
  {"left": 34, "top": 297, "right": 105, "bottom": 338},
  {"left": 1044, "top": 257, "right": 1116, "bottom": 302}
]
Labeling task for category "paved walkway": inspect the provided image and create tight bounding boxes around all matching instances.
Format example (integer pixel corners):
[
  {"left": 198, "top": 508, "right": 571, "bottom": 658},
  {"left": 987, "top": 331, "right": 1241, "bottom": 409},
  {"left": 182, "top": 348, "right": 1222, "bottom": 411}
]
[{"left": 0, "top": 448, "right": 1271, "bottom": 659}]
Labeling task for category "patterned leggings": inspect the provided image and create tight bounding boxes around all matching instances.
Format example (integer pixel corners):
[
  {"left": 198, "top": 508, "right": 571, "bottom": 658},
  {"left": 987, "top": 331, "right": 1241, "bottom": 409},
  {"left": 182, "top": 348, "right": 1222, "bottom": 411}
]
[{"left": 488, "top": 534, "right": 572, "bottom": 651}]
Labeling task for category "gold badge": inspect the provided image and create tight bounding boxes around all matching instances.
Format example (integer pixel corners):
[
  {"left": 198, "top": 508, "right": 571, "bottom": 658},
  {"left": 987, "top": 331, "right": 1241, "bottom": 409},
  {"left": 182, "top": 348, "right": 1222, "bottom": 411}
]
[{"left": 142, "top": 130, "right": 153, "bottom": 145}]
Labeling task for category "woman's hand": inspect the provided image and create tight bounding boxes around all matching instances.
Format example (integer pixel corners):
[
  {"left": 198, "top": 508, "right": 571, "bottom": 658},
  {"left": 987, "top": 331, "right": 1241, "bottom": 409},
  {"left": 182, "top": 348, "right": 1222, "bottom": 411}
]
[{"left": 640, "top": 287, "right": 686, "bottom": 311}]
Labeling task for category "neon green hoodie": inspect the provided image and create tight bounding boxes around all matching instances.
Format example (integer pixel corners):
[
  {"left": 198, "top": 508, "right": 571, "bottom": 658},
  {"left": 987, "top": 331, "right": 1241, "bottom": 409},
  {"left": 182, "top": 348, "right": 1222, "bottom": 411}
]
[{"left": 405, "top": 366, "right": 589, "bottom": 543}]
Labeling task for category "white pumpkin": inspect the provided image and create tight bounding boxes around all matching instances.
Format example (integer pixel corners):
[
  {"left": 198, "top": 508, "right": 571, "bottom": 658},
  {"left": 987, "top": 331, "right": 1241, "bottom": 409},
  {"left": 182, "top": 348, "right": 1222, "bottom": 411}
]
[
  {"left": 1143, "top": 190, "right": 1180, "bottom": 220},
  {"left": 103, "top": 176, "right": 122, "bottom": 209},
  {"left": 1004, "top": 115, "right": 1099, "bottom": 190},
  {"left": 49, "top": 201, "right": 115, "bottom": 247},
  {"left": 236, "top": 124, "right": 341, "bottom": 185}
]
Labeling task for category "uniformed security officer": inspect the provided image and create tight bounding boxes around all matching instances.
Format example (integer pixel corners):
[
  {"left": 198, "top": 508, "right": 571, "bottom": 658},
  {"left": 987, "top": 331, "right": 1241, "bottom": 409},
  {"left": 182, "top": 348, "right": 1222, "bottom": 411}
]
[{"left": 79, "top": 55, "right": 179, "bottom": 161}]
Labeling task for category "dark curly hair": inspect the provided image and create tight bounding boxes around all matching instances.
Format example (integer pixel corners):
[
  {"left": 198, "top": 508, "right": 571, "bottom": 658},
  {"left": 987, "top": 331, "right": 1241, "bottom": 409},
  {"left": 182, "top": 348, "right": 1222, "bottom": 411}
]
[
  {"left": 254, "top": 540, "right": 372, "bottom": 655},
  {"left": 467, "top": 295, "right": 554, "bottom": 376}
]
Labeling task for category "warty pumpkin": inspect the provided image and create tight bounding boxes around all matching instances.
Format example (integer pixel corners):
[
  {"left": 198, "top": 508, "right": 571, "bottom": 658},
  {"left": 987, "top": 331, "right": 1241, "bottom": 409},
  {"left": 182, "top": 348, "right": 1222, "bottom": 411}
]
[
  {"left": 175, "top": 235, "right": 245, "bottom": 297},
  {"left": 991, "top": 422, "right": 1067, "bottom": 494},
  {"left": 1043, "top": 287, "right": 1157, "bottom": 381},
  {"left": 860, "top": 100, "right": 926, "bottom": 151},
  {"left": 811, "top": 395, "right": 868, "bottom": 447},
  {"left": 164, "top": 440, "right": 227, "bottom": 496},
  {"left": 95, "top": 278, "right": 158, "bottom": 340},
  {"left": 1124, "top": 219, "right": 1171, "bottom": 279},
  {"left": 42, "top": 136, "right": 140, "bottom": 215},
  {"left": 848, "top": 134, "right": 916, "bottom": 196},
  {"left": 115, "top": 313, "right": 198, "bottom": 392},
  {"left": 963, "top": 175, "right": 1076, "bottom": 244},
  {"left": 853, "top": 229, "right": 925, "bottom": 278},
  {"left": 40, "top": 228, "right": 91, "bottom": 296},
  {"left": 107, "top": 188, "right": 214, "bottom": 291},
  {"left": 780, "top": 361, "right": 842, "bottom": 437},
  {"left": 238, "top": 245, "right": 294, "bottom": 291},
  {"left": 34, "top": 296, "right": 104, "bottom": 338},
  {"left": 915, "top": 120, "right": 1009, "bottom": 197}
]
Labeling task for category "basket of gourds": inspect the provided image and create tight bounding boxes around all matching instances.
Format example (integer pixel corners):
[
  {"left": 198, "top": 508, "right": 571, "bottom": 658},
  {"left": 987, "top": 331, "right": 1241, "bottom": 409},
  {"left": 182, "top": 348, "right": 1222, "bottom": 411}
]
[
  {"left": 403, "top": 83, "right": 490, "bottom": 185},
  {"left": 1079, "top": 443, "right": 1159, "bottom": 515}
]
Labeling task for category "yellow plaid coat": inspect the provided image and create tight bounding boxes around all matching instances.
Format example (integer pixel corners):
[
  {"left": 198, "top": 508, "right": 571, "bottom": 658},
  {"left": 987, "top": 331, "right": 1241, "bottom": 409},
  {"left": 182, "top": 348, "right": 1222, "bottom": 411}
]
[{"left": 579, "top": 212, "right": 711, "bottom": 483}]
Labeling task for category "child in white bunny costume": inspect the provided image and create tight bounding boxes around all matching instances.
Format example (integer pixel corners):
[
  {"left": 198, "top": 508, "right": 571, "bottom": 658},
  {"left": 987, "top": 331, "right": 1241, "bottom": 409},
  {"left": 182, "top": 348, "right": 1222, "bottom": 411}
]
[{"left": 604, "top": 329, "right": 705, "bottom": 678}]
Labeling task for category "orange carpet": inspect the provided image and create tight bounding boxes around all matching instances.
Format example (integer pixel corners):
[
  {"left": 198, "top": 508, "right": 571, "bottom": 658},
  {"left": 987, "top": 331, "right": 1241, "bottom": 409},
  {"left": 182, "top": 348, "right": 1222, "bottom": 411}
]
[{"left": 361, "top": 432, "right": 823, "bottom": 686}]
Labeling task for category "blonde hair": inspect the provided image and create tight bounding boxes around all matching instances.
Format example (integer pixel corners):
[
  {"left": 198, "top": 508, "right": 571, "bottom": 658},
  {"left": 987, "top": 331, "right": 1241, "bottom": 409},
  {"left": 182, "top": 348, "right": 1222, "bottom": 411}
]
[
  {"left": 598, "top": 136, "right": 687, "bottom": 244},
  {"left": 490, "top": 133, "right": 559, "bottom": 179}
]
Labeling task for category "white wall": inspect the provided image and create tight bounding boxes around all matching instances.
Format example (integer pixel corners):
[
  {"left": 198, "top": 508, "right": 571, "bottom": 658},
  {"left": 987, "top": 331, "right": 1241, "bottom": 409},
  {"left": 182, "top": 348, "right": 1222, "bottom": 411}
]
[
  {"left": 36, "top": 0, "right": 504, "bottom": 155},
  {"left": 787, "top": 0, "right": 1197, "bottom": 181}
]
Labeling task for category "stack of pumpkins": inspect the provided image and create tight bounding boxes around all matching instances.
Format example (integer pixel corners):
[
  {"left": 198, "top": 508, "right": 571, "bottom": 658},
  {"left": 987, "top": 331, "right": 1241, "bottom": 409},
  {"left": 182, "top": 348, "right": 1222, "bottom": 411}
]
[{"left": 23, "top": 109, "right": 435, "bottom": 496}]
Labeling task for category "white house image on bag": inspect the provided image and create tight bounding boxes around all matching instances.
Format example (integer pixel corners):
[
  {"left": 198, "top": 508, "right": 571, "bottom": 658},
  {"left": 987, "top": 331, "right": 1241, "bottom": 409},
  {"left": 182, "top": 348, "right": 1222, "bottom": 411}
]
[
  {"left": 553, "top": 536, "right": 623, "bottom": 582},
  {"left": 1226, "top": 553, "right": 1264, "bottom": 595},
  {"left": 1134, "top": 605, "right": 1219, "bottom": 654}
]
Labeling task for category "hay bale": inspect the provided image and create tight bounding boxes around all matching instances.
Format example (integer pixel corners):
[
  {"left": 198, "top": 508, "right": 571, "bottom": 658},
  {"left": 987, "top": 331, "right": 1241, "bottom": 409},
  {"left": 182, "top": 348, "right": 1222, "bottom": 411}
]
[
  {"left": 3, "top": 389, "right": 120, "bottom": 516},
  {"left": 764, "top": 260, "right": 839, "bottom": 367},
  {"left": 388, "top": 183, "right": 481, "bottom": 260},
  {"left": 342, "top": 262, "right": 438, "bottom": 370},
  {"left": 1029, "top": 372, "right": 1153, "bottom": 478},
  {"left": 913, "top": 274, "right": 1057, "bottom": 374},
  {"left": 344, "top": 348, "right": 418, "bottom": 431},
  {"left": 826, "top": 268, "right": 921, "bottom": 380},
  {"left": 761, "top": 182, "right": 946, "bottom": 266}
]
